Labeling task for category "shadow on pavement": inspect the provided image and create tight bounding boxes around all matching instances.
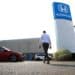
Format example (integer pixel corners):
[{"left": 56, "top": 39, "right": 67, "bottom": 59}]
[{"left": 50, "top": 63, "right": 75, "bottom": 67}]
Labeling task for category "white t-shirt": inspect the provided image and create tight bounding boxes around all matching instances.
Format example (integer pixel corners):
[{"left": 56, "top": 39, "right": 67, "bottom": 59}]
[{"left": 40, "top": 33, "right": 51, "bottom": 44}]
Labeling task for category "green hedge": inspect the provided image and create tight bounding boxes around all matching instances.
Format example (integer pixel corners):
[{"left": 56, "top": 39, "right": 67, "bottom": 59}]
[{"left": 53, "top": 49, "right": 72, "bottom": 61}]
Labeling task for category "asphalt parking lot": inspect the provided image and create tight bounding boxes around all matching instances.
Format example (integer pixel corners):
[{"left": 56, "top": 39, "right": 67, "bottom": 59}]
[{"left": 0, "top": 61, "right": 75, "bottom": 75}]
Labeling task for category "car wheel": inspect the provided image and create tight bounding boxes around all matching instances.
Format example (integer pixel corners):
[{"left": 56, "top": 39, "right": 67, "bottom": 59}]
[{"left": 9, "top": 55, "right": 17, "bottom": 62}]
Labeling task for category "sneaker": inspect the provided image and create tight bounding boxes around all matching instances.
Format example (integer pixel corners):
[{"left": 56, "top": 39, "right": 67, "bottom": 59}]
[{"left": 47, "top": 61, "right": 50, "bottom": 64}]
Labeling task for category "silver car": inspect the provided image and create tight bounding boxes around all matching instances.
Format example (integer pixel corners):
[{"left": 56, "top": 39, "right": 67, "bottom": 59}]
[{"left": 34, "top": 53, "right": 52, "bottom": 60}]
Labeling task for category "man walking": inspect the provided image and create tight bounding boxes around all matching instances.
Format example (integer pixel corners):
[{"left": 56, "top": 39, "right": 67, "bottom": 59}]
[{"left": 40, "top": 30, "right": 51, "bottom": 64}]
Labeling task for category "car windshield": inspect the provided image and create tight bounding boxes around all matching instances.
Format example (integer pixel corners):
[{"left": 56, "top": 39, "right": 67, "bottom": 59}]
[
  {"left": 37, "top": 53, "right": 45, "bottom": 56},
  {"left": 0, "top": 47, "right": 11, "bottom": 52},
  {"left": 2, "top": 47, "right": 11, "bottom": 51}
]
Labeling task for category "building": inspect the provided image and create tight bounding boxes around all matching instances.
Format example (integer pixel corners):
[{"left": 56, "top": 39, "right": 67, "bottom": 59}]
[{"left": 0, "top": 38, "right": 43, "bottom": 53}]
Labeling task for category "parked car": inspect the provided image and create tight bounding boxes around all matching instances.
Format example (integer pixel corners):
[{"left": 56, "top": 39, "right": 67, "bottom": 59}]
[
  {"left": 0, "top": 46, "right": 24, "bottom": 62},
  {"left": 34, "top": 53, "right": 52, "bottom": 60},
  {"left": 34, "top": 53, "right": 45, "bottom": 60}
]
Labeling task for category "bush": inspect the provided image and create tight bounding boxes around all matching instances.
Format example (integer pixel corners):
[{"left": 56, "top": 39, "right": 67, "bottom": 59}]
[{"left": 53, "top": 49, "right": 72, "bottom": 61}]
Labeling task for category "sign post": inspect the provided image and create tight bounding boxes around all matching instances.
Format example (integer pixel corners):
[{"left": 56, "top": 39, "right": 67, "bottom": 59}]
[{"left": 52, "top": 2, "right": 75, "bottom": 52}]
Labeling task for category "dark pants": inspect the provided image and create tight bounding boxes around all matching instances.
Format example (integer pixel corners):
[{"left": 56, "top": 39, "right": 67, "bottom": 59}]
[{"left": 42, "top": 43, "right": 49, "bottom": 62}]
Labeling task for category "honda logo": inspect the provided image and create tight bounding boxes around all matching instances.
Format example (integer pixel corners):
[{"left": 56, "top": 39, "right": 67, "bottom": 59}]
[{"left": 58, "top": 4, "right": 68, "bottom": 13}]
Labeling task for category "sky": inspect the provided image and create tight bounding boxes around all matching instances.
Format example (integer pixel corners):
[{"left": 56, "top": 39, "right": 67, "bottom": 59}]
[{"left": 0, "top": 0, "right": 75, "bottom": 40}]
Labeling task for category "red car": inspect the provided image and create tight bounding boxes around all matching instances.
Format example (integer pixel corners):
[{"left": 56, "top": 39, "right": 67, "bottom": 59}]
[{"left": 0, "top": 47, "right": 24, "bottom": 62}]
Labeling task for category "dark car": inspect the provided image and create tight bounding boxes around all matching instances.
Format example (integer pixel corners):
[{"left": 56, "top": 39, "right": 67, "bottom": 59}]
[{"left": 0, "top": 47, "right": 24, "bottom": 62}]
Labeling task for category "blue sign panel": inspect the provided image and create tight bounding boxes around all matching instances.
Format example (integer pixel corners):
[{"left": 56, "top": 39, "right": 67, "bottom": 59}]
[{"left": 53, "top": 2, "right": 72, "bottom": 21}]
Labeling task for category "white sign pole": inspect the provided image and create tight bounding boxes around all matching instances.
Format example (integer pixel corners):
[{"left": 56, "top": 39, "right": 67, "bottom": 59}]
[{"left": 53, "top": 2, "right": 75, "bottom": 53}]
